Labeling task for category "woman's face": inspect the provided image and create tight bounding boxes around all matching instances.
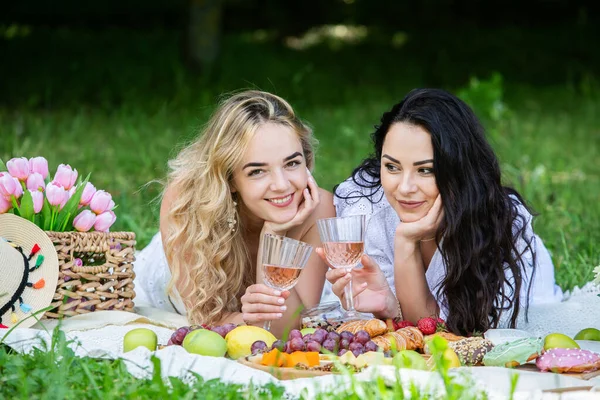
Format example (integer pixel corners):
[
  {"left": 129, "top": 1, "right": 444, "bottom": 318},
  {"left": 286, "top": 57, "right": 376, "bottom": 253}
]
[
  {"left": 232, "top": 122, "right": 308, "bottom": 225},
  {"left": 380, "top": 122, "right": 440, "bottom": 223}
]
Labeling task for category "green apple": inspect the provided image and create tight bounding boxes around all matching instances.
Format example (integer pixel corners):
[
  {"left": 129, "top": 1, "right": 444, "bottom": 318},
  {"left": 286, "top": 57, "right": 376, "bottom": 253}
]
[
  {"left": 183, "top": 328, "right": 227, "bottom": 357},
  {"left": 544, "top": 333, "right": 580, "bottom": 350},
  {"left": 300, "top": 328, "right": 317, "bottom": 336},
  {"left": 123, "top": 328, "right": 158, "bottom": 353},
  {"left": 393, "top": 350, "right": 428, "bottom": 370},
  {"left": 574, "top": 328, "right": 600, "bottom": 341}
]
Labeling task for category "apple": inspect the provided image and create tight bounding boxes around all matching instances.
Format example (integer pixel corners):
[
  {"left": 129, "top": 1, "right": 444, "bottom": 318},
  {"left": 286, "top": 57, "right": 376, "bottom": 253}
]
[
  {"left": 574, "top": 328, "right": 600, "bottom": 341},
  {"left": 393, "top": 350, "right": 428, "bottom": 370},
  {"left": 183, "top": 328, "right": 228, "bottom": 357},
  {"left": 300, "top": 327, "right": 317, "bottom": 336},
  {"left": 123, "top": 328, "right": 158, "bottom": 353},
  {"left": 543, "top": 333, "right": 580, "bottom": 350}
]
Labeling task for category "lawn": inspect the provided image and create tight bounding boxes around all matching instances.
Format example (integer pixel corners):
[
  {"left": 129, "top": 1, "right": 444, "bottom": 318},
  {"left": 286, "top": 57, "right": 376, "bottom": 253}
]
[{"left": 0, "top": 24, "right": 599, "bottom": 398}]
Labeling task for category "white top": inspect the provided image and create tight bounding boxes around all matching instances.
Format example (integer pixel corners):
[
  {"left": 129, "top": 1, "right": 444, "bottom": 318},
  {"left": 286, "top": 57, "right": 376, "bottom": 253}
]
[
  {"left": 133, "top": 233, "right": 186, "bottom": 316},
  {"left": 320, "top": 175, "right": 564, "bottom": 326}
]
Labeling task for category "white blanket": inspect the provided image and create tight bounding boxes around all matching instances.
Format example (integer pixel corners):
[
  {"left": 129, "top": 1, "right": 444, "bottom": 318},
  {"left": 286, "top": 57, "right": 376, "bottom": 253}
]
[{"left": 1, "top": 307, "right": 599, "bottom": 399}]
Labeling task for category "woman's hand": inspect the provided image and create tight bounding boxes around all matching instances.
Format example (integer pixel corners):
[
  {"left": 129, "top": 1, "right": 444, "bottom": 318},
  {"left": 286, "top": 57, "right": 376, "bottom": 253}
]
[
  {"left": 395, "top": 194, "right": 444, "bottom": 243},
  {"left": 240, "top": 284, "right": 290, "bottom": 325},
  {"left": 316, "top": 250, "right": 398, "bottom": 317},
  {"left": 263, "top": 169, "right": 320, "bottom": 236}
]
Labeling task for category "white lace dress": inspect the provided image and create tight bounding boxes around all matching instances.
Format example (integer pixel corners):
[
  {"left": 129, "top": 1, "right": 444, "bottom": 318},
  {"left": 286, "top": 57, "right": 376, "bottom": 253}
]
[{"left": 320, "top": 176, "right": 600, "bottom": 334}]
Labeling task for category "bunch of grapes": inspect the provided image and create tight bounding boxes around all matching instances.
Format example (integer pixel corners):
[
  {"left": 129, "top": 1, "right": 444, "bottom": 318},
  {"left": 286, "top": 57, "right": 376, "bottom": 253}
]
[
  {"left": 167, "top": 323, "right": 238, "bottom": 346},
  {"left": 251, "top": 328, "right": 380, "bottom": 357}
]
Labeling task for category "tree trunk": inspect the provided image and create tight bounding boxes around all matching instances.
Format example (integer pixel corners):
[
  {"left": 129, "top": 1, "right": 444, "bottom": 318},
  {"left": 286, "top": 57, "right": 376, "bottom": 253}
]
[{"left": 186, "top": 0, "right": 222, "bottom": 72}]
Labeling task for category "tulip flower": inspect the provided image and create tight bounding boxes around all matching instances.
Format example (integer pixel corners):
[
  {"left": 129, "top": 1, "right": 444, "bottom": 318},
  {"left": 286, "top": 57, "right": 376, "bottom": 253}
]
[
  {"left": 94, "top": 210, "right": 116, "bottom": 232},
  {"left": 0, "top": 195, "right": 10, "bottom": 213},
  {"left": 73, "top": 210, "right": 96, "bottom": 232},
  {"left": 6, "top": 157, "right": 30, "bottom": 181},
  {"left": 80, "top": 182, "right": 96, "bottom": 206},
  {"left": 28, "top": 157, "right": 49, "bottom": 179},
  {"left": 53, "top": 164, "right": 78, "bottom": 190},
  {"left": 26, "top": 172, "right": 46, "bottom": 191},
  {"left": 89, "top": 190, "right": 112, "bottom": 214},
  {"left": 0, "top": 173, "right": 16, "bottom": 199},
  {"left": 29, "top": 190, "right": 43, "bottom": 213},
  {"left": 46, "top": 182, "right": 68, "bottom": 208}
]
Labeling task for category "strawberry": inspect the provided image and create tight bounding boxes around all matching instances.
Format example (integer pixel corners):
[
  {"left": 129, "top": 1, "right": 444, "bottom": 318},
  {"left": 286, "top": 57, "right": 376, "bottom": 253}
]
[
  {"left": 395, "top": 320, "right": 415, "bottom": 330},
  {"left": 417, "top": 317, "right": 437, "bottom": 335}
]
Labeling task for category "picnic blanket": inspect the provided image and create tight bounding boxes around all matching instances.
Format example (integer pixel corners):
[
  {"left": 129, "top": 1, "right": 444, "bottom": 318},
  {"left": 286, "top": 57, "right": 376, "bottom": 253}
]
[{"left": 2, "top": 283, "right": 600, "bottom": 399}]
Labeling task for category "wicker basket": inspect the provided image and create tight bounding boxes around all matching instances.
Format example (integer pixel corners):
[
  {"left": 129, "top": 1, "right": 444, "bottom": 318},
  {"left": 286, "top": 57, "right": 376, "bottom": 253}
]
[{"left": 44, "top": 231, "right": 136, "bottom": 318}]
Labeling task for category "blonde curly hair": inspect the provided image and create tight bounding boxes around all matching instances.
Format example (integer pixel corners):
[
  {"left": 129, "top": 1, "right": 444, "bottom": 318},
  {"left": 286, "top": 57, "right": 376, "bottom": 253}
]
[{"left": 163, "top": 90, "right": 316, "bottom": 325}]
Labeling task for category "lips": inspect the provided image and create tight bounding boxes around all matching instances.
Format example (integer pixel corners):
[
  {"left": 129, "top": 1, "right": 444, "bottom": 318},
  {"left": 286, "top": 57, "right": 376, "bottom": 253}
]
[
  {"left": 397, "top": 200, "right": 425, "bottom": 210},
  {"left": 266, "top": 193, "right": 294, "bottom": 207}
]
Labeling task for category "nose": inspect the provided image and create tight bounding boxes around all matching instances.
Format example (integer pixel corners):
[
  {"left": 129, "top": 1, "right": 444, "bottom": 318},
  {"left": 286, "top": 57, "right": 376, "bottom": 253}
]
[
  {"left": 397, "top": 171, "right": 417, "bottom": 196},
  {"left": 269, "top": 169, "right": 292, "bottom": 192}
]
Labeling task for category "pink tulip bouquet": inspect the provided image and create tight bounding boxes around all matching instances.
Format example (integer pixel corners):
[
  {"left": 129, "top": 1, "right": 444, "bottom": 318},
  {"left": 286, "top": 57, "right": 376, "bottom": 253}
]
[{"left": 0, "top": 156, "right": 117, "bottom": 232}]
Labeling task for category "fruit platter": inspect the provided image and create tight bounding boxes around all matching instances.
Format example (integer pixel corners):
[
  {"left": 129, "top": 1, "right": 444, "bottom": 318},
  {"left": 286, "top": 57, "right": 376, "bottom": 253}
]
[{"left": 124, "top": 317, "right": 600, "bottom": 382}]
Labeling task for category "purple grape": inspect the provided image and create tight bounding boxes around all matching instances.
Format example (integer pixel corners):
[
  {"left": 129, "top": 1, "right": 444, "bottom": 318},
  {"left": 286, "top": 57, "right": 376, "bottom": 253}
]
[
  {"left": 312, "top": 331, "right": 326, "bottom": 345},
  {"left": 326, "top": 331, "right": 341, "bottom": 343},
  {"left": 222, "top": 323, "right": 237, "bottom": 336},
  {"left": 352, "top": 348, "right": 364, "bottom": 357},
  {"left": 289, "top": 329, "right": 302, "bottom": 340},
  {"left": 339, "top": 338, "right": 351, "bottom": 350},
  {"left": 289, "top": 337, "right": 305, "bottom": 352},
  {"left": 354, "top": 330, "right": 371, "bottom": 345},
  {"left": 271, "top": 340, "right": 285, "bottom": 351},
  {"left": 167, "top": 338, "right": 174, "bottom": 346},
  {"left": 340, "top": 331, "right": 354, "bottom": 342},
  {"left": 302, "top": 334, "right": 313, "bottom": 344},
  {"left": 322, "top": 338, "right": 337, "bottom": 353},
  {"left": 364, "top": 340, "right": 379, "bottom": 353},
  {"left": 348, "top": 342, "right": 364, "bottom": 353},
  {"left": 306, "top": 340, "right": 321, "bottom": 352},
  {"left": 251, "top": 340, "right": 268, "bottom": 355},
  {"left": 283, "top": 341, "right": 292, "bottom": 353},
  {"left": 314, "top": 328, "right": 328, "bottom": 339},
  {"left": 210, "top": 326, "right": 228, "bottom": 338},
  {"left": 338, "top": 349, "right": 348, "bottom": 356},
  {"left": 170, "top": 326, "right": 190, "bottom": 345}
]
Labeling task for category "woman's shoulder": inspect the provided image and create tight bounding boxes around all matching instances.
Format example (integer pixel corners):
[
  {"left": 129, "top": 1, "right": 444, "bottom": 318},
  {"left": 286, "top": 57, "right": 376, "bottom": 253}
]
[{"left": 334, "top": 173, "right": 387, "bottom": 217}]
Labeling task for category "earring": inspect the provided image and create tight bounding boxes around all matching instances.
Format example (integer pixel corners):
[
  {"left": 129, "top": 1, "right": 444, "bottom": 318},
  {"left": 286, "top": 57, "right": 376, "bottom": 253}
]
[{"left": 227, "top": 200, "right": 238, "bottom": 233}]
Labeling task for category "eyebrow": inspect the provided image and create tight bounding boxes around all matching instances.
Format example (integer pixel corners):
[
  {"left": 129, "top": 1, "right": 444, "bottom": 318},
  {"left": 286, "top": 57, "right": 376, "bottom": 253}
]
[
  {"left": 382, "top": 154, "right": 434, "bottom": 166},
  {"left": 242, "top": 152, "right": 303, "bottom": 170}
]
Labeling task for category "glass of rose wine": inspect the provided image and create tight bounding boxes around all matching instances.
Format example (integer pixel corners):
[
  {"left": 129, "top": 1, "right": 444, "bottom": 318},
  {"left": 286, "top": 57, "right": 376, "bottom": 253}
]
[
  {"left": 261, "top": 233, "right": 313, "bottom": 331},
  {"left": 316, "top": 214, "right": 367, "bottom": 320}
]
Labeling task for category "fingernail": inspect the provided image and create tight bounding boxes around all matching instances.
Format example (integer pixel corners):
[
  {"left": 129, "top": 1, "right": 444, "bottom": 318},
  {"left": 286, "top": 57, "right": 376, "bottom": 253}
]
[
  {"left": 277, "top": 313, "right": 283, "bottom": 318},
  {"left": 280, "top": 306, "right": 287, "bottom": 311},
  {"left": 277, "top": 298, "right": 285, "bottom": 304},
  {"left": 274, "top": 290, "right": 281, "bottom": 296}
]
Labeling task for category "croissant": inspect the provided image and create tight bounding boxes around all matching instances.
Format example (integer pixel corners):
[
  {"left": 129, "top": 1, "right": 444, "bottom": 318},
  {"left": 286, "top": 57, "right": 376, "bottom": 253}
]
[
  {"left": 371, "top": 327, "right": 424, "bottom": 352},
  {"left": 336, "top": 319, "right": 388, "bottom": 337}
]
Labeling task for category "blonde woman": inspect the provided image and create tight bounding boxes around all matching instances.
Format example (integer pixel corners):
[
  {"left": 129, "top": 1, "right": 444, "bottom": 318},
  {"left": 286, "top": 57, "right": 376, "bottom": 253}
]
[{"left": 135, "top": 90, "right": 334, "bottom": 336}]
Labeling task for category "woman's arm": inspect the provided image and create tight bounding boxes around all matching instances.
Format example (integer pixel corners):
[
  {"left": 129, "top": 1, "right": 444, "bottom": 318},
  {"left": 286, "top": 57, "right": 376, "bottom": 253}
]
[{"left": 393, "top": 195, "right": 444, "bottom": 322}]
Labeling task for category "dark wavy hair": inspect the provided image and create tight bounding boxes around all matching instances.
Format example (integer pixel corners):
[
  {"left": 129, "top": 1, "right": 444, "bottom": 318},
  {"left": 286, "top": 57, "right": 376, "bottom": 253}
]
[{"left": 338, "top": 88, "right": 535, "bottom": 335}]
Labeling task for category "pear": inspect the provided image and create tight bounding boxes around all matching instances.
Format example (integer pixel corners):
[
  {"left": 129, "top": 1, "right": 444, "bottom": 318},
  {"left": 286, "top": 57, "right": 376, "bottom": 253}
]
[
  {"left": 574, "top": 328, "right": 600, "bottom": 341},
  {"left": 543, "top": 332, "right": 580, "bottom": 350}
]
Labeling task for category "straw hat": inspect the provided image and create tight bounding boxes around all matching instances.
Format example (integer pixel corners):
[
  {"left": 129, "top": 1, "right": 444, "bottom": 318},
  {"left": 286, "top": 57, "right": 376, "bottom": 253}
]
[{"left": 0, "top": 213, "right": 59, "bottom": 328}]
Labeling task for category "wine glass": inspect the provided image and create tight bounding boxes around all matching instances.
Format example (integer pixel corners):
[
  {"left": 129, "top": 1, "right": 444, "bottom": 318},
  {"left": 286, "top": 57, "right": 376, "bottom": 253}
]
[
  {"left": 261, "top": 233, "right": 313, "bottom": 331},
  {"left": 316, "top": 214, "right": 367, "bottom": 320}
]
